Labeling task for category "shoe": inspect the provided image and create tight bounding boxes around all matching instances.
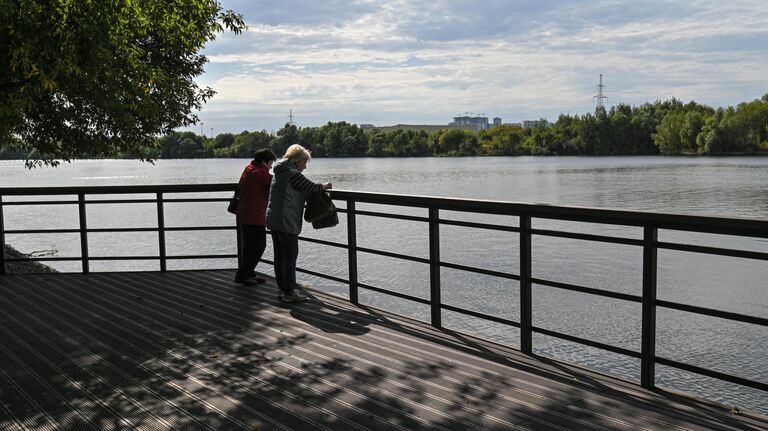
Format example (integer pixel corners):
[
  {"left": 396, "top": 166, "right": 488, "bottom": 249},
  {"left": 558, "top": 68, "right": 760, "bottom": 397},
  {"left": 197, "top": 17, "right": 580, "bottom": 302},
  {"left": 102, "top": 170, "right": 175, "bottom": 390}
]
[
  {"left": 279, "top": 291, "right": 309, "bottom": 303},
  {"left": 234, "top": 277, "right": 263, "bottom": 286}
]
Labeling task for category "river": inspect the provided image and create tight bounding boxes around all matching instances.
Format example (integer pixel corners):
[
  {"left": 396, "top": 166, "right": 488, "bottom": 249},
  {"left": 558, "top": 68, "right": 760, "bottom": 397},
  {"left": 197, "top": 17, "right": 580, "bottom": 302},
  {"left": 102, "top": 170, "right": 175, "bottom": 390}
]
[{"left": 1, "top": 156, "right": 767, "bottom": 414}]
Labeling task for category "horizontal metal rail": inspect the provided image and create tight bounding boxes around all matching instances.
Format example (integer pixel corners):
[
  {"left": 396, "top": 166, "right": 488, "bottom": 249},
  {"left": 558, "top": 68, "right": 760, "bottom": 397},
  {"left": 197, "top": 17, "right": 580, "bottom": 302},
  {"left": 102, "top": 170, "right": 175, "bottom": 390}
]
[
  {"left": 0, "top": 184, "right": 237, "bottom": 195},
  {"left": 329, "top": 190, "right": 768, "bottom": 238},
  {"left": 0, "top": 184, "right": 237, "bottom": 270},
  {"left": 531, "top": 278, "right": 641, "bottom": 303},
  {"left": 1, "top": 184, "right": 767, "bottom": 401},
  {"left": 657, "top": 241, "right": 768, "bottom": 261},
  {"left": 531, "top": 228, "right": 644, "bottom": 246},
  {"left": 439, "top": 218, "right": 520, "bottom": 232},
  {"left": 533, "top": 326, "right": 641, "bottom": 358}
]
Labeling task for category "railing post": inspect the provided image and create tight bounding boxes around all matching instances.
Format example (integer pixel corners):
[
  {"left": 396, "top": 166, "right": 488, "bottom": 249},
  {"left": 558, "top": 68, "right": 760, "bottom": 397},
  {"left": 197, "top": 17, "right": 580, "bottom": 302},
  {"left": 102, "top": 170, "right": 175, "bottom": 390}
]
[
  {"left": 520, "top": 215, "right": 533, "bottom": 354},
  {"left": 78, "top": 193, "right": 89, "bottom": 273},
  {"left": 347, "top": 200, "right": 358, "bottom": 304},
  {"left": 156, "top": 192, "right": 167, "bottom": 272},
  {"left": 429, "top": 207, "right": 442, "bottom": 328},
  {"left": 0, "top": 194, "right": 6, "bottom": 275},
  {"left": 641, "top": 225, "right": 658, "bottom": 389}
]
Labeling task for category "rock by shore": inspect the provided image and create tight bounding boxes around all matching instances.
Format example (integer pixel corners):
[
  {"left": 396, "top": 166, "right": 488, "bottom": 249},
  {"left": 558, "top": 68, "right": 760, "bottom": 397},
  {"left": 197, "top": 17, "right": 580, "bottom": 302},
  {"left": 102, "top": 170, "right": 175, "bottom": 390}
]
[{"left": 3, "top": 244, "right": 58, "bottom": 274}]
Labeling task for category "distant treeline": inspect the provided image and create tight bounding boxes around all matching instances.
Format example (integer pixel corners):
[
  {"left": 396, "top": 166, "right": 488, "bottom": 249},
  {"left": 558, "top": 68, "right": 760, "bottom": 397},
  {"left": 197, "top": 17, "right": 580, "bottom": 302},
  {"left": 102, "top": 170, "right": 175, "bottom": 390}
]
[{"left": 2, "top": 95, "right": 766, "bottom": 161}]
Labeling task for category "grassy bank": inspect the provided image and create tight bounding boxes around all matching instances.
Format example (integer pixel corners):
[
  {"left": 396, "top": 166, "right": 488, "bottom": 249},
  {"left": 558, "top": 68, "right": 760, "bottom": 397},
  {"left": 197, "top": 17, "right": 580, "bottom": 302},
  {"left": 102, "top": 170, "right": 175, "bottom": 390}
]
[{"left": 3, "top": 244, "right": 57, "bottom": 274}]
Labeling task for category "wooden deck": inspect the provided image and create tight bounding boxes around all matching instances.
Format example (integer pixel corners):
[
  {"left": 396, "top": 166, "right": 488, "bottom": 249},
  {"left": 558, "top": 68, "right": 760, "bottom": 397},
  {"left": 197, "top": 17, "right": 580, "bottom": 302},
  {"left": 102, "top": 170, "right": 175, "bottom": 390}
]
[{"left": 0, "top": 270, "right": 766, "bottom": 430}]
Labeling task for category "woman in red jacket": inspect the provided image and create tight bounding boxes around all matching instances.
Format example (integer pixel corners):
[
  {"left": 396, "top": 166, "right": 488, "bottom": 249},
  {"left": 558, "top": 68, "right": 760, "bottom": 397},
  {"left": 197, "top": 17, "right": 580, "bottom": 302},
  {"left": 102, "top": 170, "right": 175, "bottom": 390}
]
[{"left": 234, "top": 148, "right": 277, "bottom": 285}]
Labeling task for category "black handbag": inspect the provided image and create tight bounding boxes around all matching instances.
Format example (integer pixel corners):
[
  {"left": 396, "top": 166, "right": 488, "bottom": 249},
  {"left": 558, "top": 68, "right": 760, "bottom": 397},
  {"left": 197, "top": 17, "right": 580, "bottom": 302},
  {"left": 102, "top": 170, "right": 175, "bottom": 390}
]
[
  {"left": 305, "top": 191, "right": 338, "bottom": 229},
  {"left": 304, "top": 191, "right": 335, "bottom": 222},
  {"left": 312, "top": 211, "right": 339, "bottom": 229},
  {"left": 227, "top": 189, "right": 239, "bottom": 214}
]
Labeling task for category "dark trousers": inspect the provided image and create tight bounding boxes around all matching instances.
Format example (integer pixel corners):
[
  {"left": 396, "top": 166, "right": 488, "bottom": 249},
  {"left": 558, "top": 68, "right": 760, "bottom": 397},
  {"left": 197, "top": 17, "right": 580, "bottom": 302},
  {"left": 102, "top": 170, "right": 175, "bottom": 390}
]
[
  {"left": 235, "top": 224, "right": 266, "bottom": 281},
  {"left": 271, "top": 230, "right": 299, "bottom": 295}
]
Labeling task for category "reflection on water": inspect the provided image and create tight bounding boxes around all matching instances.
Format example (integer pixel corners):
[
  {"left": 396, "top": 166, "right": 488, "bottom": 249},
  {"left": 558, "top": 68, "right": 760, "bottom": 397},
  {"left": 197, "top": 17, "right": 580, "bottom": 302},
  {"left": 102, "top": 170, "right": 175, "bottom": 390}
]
[{"left": 2, "top": 156, "right": 767, "bottom": 414}]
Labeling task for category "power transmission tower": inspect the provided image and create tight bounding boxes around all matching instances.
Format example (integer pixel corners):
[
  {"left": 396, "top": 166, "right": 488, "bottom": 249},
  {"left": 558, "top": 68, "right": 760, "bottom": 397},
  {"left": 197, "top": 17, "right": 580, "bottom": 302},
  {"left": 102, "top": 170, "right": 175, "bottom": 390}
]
[
  {"left": 593, "top": 74, "right": 607, "bottom": 113},
  {"left": 288, "top": 109, "right": 295, "bottom": 125}
]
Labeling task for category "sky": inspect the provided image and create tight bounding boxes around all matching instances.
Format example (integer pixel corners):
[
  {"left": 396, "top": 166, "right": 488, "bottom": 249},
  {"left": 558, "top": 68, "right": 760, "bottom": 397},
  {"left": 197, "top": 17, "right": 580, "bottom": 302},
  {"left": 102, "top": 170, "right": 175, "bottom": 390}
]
[{"left": 185, "top": 0, "right": 768, "bottom": 135}]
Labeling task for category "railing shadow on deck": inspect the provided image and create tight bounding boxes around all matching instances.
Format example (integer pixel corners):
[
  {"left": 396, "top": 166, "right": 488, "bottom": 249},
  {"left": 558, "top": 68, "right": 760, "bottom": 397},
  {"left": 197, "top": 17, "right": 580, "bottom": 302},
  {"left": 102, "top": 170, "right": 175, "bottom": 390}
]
[
  {"left": 4, "top": 270, "right": 766, "bottom": 430},
  {"left": 1, "top": 183, "right": 767, "bottom": 417}
]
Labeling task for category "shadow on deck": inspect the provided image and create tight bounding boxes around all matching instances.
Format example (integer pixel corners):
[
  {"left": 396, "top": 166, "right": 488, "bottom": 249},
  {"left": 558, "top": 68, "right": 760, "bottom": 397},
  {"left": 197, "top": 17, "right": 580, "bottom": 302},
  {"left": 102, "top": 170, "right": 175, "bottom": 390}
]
[{"left": 0, "top": 270, "right": 766, "bottom": 430}]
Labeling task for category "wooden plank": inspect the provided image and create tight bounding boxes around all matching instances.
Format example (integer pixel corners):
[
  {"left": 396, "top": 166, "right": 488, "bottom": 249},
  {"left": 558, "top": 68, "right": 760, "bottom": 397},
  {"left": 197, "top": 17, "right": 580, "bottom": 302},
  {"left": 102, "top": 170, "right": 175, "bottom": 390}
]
[{"left": 0, "top": 270, "right": 766, "bottom": 431}]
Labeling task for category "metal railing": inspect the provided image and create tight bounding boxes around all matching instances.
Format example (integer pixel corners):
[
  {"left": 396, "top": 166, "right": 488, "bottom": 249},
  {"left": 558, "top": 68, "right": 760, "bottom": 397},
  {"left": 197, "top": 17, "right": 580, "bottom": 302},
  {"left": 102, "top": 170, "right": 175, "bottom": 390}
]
[
  {"left": 0, "top": 184, "right": 239, "bottom": 273},
  {"left": 328, "top": 190, "right": 768, "bottom": 395},
  {"left": 1, "top": 184, "right": 767, "bottom": 396}
]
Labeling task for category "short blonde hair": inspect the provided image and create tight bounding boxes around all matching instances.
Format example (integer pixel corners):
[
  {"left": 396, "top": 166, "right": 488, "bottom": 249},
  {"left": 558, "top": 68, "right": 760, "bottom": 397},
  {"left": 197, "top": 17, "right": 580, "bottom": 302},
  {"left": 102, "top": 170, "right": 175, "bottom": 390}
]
[{"left": 283, "top": 144, "right": 311, "bottom": 163}]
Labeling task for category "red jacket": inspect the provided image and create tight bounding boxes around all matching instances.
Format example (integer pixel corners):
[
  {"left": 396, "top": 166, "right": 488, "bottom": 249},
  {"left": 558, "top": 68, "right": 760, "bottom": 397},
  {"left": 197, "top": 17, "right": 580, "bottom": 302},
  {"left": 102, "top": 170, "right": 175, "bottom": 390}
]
[{"left": 236, "top": 162, "right": 272, "bottom": 225}]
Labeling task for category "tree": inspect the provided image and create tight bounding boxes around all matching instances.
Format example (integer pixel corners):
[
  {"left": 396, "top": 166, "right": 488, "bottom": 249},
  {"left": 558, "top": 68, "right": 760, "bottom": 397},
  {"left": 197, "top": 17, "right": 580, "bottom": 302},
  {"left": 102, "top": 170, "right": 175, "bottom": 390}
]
[
  {"left": 523, "top": 123, "right": 556, "bottom": 155},
  {"left": 697, "top": 109, "right": 727, "bottom": 154},
  {"left": 298, "top": 127, "right": 320, "bottom": 153},
  {"left": 725, "top": 95, "right": 768, "bottom": 152},
  {"left": 212, "top": 130, "right": 272, "bottom": 158},
  {"left": 272, "top": 123, "right": 299, "bottom": 156},
  {"left": 211, "top": 133, "right": 235, "bottom": 149},
  {"left": 653, "top": 101, "right": 714, "bottom": 154},
  {"left": 679, "top": 111, "right": 707, "bottom": 153},
  {"left": 1, "top": 0, "right": 245, "bottom": 167},
  {"left": 629, "top": 103, "right": 662, "bottom": 155},
  {"left": 653, "top": 112, "right": 685, "bottom": 154},
  {"left": 436, "top": 129, "right": 477, "bottom": 155},
  {"left": 366, "top": 130, "right": 388, "bottom": 157},
  {"left": 159, "top": 131, "right": 205, "bottom": 158},
  {"left": 478, "top": 124, "right": 526, "bottom": 155},
  {"left": 388, "top": 129, "right": 412, "bottom": 156}
]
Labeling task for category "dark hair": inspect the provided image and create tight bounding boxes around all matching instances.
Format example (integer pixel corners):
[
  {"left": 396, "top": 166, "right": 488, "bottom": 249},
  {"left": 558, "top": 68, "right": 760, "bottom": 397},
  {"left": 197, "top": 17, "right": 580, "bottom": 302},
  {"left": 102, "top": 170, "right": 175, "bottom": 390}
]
[{"left": 253, "top": 148, "right": 276, "bottom": 164}]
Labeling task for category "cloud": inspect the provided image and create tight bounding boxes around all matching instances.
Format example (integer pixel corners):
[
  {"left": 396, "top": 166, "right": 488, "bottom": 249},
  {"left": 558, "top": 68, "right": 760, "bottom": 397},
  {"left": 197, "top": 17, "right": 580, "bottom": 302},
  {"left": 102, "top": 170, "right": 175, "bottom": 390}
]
[
  {"left": 231, "top": 0, "right": 379, "bottom": 26},
  {"left": 188, "top": 0, "right": 768, "bottom": 133}
]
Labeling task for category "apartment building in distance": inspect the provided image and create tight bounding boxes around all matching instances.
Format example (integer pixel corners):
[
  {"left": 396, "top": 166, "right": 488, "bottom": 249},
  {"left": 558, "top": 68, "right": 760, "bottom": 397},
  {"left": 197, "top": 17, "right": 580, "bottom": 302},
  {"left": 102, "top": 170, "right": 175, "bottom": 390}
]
[
  {"left": 449, "top": 114, "right": 490, "bottom": 131},
  {"left": 361, "top": 114, "right": 549, "bottom": 132}
]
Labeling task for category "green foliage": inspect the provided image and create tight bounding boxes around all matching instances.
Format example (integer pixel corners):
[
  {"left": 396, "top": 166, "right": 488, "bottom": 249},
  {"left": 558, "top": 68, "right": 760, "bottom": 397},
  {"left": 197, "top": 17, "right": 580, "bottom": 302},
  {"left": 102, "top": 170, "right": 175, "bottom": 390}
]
[
  {"left": 725, "top": 97, "right": 768, "bottom": 152},
  {"left": 159, "top": 131, "right": 206, "bottom": 158},
  {"left": 211, "top": 133, "right": 235, "bottom": 149},
  {"left": 435, "top": 129, "right": 477, "bottom": 155},
  {"left": 208, "top": 130, "right": 272, "bottom": 158},
  {"left": 478, "top": 124, "right": 526, "bottom": 155},
  {"left": 652, "top": 101, "right": 714, "bottom": 154},
  {"left": 653, "top": 112, "right": 686, "bottom": 154},
  {"left": 315, "top": 121, "right": 367, "bottom": 157},
  {"left": 1, "top": 0, "right": 245, "bottom": 167},
  {"left": 697, "top": 109, "right": 727, "bottom": 154}
]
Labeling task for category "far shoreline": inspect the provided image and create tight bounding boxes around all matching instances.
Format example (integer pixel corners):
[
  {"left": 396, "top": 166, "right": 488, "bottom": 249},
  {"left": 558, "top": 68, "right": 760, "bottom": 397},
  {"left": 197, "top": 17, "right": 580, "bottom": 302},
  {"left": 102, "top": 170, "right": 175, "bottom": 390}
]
[{"left": 3, "top": 152, "right": 768, "bottom": 164}]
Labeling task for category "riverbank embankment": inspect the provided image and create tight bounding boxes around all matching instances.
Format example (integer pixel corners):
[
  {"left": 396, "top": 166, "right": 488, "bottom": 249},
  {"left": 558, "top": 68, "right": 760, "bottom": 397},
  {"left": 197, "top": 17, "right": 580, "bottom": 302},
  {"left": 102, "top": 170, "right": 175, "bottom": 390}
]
[{"left": 3, "top": 244, "right": 57, "bottom": 273}]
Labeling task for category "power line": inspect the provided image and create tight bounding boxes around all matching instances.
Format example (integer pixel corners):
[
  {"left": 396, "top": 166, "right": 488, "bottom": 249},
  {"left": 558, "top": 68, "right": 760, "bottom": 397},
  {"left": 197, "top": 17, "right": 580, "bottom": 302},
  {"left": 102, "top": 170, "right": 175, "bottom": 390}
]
[{"left": 593, "top": 74, "right": 607, "bottom": 113}]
